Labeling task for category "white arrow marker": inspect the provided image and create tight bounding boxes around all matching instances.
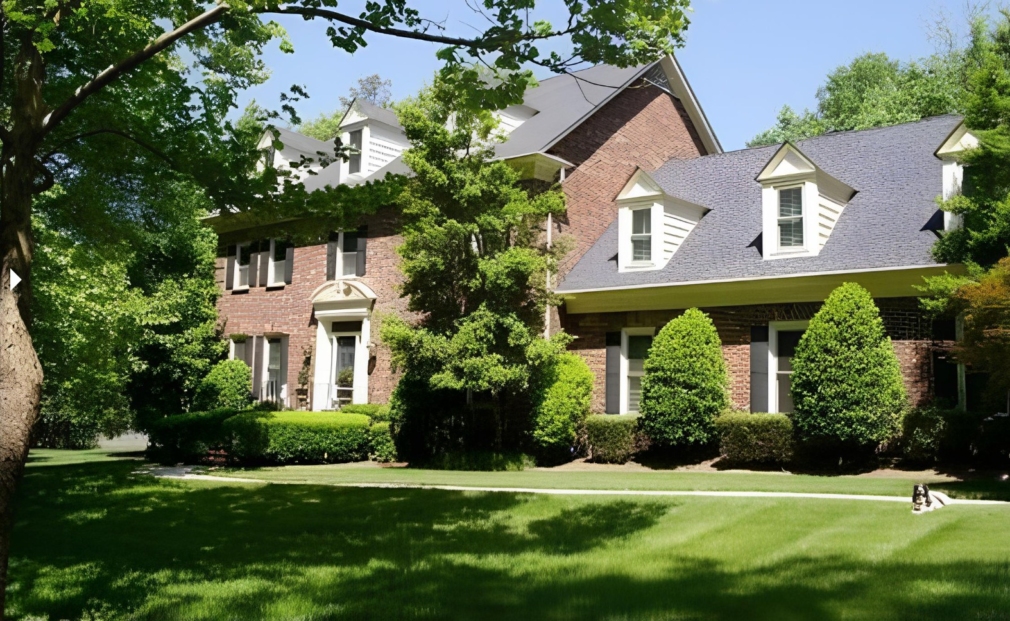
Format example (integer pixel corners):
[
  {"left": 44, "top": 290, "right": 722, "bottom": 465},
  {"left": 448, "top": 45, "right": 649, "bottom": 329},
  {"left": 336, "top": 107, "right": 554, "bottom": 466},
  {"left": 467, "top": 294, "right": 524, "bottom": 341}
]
[{"left": 10, "top": 270, "right": 21, "bottom": 291}]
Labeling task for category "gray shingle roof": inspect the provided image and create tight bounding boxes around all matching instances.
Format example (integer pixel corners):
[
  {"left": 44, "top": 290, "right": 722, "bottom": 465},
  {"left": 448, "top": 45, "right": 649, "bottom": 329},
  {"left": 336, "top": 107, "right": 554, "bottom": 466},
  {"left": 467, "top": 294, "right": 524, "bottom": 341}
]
[
  {"left": 557, "top": 115, "right": 963, "bottom": 292},
  {"left": 351, "top": 99, "right": 401, "bottom": 129}
]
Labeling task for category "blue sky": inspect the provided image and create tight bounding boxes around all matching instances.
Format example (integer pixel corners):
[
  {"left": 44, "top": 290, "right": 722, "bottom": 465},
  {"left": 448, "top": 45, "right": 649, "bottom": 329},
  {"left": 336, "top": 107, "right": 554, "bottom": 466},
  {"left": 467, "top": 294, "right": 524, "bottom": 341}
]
[{"left": 237, "top": 1, "right": 980, "bottom": 151}]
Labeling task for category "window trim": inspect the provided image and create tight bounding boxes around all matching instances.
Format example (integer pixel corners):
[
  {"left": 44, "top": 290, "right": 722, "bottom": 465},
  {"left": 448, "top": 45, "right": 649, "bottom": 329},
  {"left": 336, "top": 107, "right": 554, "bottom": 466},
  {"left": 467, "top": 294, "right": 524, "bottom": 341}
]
[
  {"left": 331, "top": 231, "right": 361, "bottom": 279},
  {"left": 233, "top": 242, "right": 251, "bottom": 290},
  {"left": 266, "top": 239, "right": 287, "bottom": 287},
  {"left": 621, "top": 327, "right": 655, "bottom": 414},
  {"left": 767, "top": 320, "right": 808, "bottom": 414},
  {"left": 348, "top": 129, "right": 363, "bottom": 175},
  {"left": 259, "top": 335, "right": 288, "bottom": 407},
  {"left": 776, "top": 185, "right": 805, "bottom": 250},
  {"left": 630, "top": 206, "right": 653, "bottom": 264}
]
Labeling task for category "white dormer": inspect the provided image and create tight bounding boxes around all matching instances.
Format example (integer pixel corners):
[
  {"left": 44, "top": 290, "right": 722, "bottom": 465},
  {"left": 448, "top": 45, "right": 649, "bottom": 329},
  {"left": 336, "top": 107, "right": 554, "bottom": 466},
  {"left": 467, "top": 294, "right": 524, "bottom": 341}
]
[
  {"left": 757, "top": 143, "right": 856, "bottom": 260},
  {"left": 337, "top": 100, "right": 408, "bottom": 182},
  {"left": 616, "top": 169, "right": 707, "bottom": 272},
  {"left": 495, "top": 104, "right": 538, "bottom": 136},
  {"left": 257, "top": 128, "right": 333, "bottom": 182},
  {"left": 936, "top": 122, "right": 979, "bottom": 231}
]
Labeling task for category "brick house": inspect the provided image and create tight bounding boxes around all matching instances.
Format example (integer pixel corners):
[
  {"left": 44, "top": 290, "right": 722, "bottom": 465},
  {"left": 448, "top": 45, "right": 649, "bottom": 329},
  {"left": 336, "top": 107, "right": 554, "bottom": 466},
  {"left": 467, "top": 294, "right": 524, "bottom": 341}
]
[{"left": 208, "top": 55, "right": 720, "bottom": 410}]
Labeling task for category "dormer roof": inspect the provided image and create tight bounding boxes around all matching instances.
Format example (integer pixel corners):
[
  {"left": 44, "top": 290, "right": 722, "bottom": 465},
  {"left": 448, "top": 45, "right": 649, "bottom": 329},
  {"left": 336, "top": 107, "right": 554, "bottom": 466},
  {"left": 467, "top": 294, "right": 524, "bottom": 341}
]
[{"left": 756, "top": 142, "right": 856, "bottom": 204}]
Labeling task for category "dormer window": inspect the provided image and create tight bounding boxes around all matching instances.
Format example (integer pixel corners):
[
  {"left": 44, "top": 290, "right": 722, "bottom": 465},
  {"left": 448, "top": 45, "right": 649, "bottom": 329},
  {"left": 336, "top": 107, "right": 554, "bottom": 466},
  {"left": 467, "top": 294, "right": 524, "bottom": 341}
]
[
  {"left": 348, "top": 129, "right": 363, "bottom": 174},
  {"left": 777, "top": 187, "right": 804, "bottom": 248},
  {"left": 631, "top": 208, "right": 652, "bottom": 262}
]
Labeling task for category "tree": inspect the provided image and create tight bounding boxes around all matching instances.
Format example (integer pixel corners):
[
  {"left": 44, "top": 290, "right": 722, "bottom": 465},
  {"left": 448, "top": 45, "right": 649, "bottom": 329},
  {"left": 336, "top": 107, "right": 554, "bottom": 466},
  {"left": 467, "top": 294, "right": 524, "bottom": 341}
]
[
  {"left": 299, "top": 74, "right": 394, "bottom": 141},
  {"left": 790, "top": 283, "right": 907, "bottom": 454},
  {"left": 381, "top": 76, "right": 570, "bottom": 460},
  {"left": 639, "top": 308, "right": 728, "bottom": 448},
  {"left": 748, "top": 52, "right": 964, "bottom": 146},
  {"left": 0, "top": 1, "right": 694, "bottom": 612}
]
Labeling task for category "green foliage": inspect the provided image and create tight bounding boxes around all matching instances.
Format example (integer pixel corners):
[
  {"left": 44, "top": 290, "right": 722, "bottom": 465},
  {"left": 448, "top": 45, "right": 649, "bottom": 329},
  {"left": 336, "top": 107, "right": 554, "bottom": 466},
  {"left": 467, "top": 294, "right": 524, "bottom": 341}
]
[
  {"left": 147, "top": 409, "right": 242, "bottom": 464},
  {"left": 193, "top": 360, "right": 254, "bottom": 412},
  {"left": 299, "top": 75, "right": 394, "bottom": 141},
  {"left": 531, "top": 353, "right": 594, "bottom": 460},
  {"left": 224, "top": 411, "right": 372, "bottom": 464},
  {"left": 425, "top": 451, "right": 536, "bottom": 471},
  {"left": 747, "top": 106, "right": 826, "bottom": 147},
  {"left": 368, "top": 422, "right": 399, "bottom": 463},
  {"left": 639, "top": 309, "right": 729, "bottom": 448},
  {"left": 341, "top": 404, "right": 393, "bottom": 422},
  {"left": 586, "top": 415, "right": 640, "bottom": 464},
  {"left": 715, "top": 412, "right": 794, "bottom": 464},
  {"left": 790, "top": 284, "right": 908, "bottom": 451}
]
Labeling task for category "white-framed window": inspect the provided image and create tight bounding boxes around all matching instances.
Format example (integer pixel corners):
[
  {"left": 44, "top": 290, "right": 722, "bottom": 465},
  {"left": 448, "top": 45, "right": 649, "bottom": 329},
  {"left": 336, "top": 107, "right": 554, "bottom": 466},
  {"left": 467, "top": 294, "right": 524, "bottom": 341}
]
[
  {"left": 777, "top": 186, "right": 804, "bottom": 249},
  {"left": 261, "top": 336, "right": 288, "bottom": 406},
  {"left": 348, "top": 129, "right": 363, "bottom": 175},
  {"left": 234, "top": 243, "right": 251, "bottom": 289},
  {"left": 621, "top": 327, "right": 655, "bottom": 413},
  {"left": 267, "top": 239, "right": 288, "bottom": 286},
  {"left": 631, "top": 207, "right": 652, "bottom": 262},
  {"left": 768, "top": 320, "right": 808, "bottom": 414},
  {"left": 341, "top": 231, "right": 359, "bottom": 277},
  {"left": 230, "top": 337, "right": 248, "bottom": 365},
  {"left": 329, "top": 230, "right": 364, "bottom": 279}
]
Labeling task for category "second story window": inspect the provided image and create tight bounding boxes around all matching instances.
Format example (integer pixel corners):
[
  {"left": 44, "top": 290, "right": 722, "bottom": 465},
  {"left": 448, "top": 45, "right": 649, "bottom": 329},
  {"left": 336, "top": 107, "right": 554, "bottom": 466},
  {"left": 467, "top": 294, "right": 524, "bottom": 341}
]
[
  {"left": 777, "top": 187, "right": 804, "bottom": 249},
  {"left": 327, "top": 226, "right": 368, "bottom": 280},
  {"left": 235, "top": 243, "right": 251, "bottom": 289},
  {"left": 631, "top": 208, "right": 652, "bottom": 262},
  {"left": 267, "top": 239, "right": 289, "bottom": 286},
  {"left": 348, "top": 130, "right": 363, "bottom": 175}
]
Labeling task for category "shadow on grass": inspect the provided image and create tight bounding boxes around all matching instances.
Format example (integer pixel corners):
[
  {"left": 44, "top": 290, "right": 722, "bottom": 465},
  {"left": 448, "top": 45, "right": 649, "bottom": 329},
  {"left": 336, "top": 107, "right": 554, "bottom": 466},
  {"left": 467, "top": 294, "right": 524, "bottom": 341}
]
[{"left": 7, "top": 460, "right": 1010, "bottom": 620}]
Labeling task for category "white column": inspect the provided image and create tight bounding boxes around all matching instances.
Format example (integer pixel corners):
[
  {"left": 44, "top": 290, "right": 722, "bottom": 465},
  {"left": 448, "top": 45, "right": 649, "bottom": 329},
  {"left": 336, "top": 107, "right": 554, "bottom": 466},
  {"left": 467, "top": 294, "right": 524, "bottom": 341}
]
[
  {"left": 311, "top": 321, "right": 332, "bottom": 411},
  {"left": 352, "top": 315, "right": 370, "bottom": 404}
]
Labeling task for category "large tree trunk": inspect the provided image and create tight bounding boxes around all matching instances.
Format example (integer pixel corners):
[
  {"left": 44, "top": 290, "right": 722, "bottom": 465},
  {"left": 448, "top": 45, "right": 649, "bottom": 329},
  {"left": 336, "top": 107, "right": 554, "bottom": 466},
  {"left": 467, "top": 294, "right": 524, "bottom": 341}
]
[{"left": 0, "top": 40, "right": 46, "bottom": 621}]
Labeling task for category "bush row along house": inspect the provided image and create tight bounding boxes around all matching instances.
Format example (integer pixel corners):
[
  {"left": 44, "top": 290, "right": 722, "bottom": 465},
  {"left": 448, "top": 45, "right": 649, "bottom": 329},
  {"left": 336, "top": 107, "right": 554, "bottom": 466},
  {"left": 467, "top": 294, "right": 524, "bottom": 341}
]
[{"left": 207, "top": 55, "right": 975, "bottom": 414}]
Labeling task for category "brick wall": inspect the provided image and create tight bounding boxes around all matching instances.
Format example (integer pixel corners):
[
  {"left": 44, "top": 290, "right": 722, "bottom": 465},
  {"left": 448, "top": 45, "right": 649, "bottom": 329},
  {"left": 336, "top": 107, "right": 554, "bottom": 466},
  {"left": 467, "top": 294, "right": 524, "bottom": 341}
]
[{"left": 563, "top": 297, "right": 940, "bottom": 413}]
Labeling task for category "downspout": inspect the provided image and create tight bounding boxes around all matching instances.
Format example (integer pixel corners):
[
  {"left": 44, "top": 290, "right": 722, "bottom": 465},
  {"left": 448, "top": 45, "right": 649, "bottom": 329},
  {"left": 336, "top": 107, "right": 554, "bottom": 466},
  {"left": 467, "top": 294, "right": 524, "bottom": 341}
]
[{"left": 545, "top": 166, "right": 566, "bottom": 338}]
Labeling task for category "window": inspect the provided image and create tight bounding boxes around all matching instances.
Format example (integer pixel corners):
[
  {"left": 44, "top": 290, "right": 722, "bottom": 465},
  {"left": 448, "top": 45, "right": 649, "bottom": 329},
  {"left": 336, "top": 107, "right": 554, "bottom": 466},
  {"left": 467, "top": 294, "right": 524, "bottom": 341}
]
[
  {"left": 332, "top": 335, "right": 356, "bottom": 408},
  {"left": 627, "top": 334, "right": 653, "bottom": 412},
  {"left": 231, "top": 338, "right": 248, "bottom": 365},
  {"left": 631, "top": 208, "right": 652, "bottom": 262},
  {"left": 235, "top": 243, "right": 251, "bottom": 289},
  {"left": 775, "top": 330, "right": 803, "bottom": 413},
  {"left": 341, "top": 232, "right": 358, "bottom": 277},
  {"left": 327, "top": 228, "right": 366, "bottom": 279},
  {"left": 267, "top": 239, "right": 288, "bottom": 286},
  {"left": 348, "top": 130, "right": 363, "bottom": 175},
  {"left": 264, "top": 338, "right": 283, "bottom": 403},
  {"left": 777, "top": 187, "right": 804, "bottom": 249}
]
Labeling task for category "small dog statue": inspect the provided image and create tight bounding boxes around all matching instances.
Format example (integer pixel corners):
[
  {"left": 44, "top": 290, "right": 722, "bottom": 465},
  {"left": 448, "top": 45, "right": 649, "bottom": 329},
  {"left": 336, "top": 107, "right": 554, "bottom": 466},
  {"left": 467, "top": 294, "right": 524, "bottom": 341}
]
[{"left": 912, "top": 484, "right": 934, "bottom": 513}]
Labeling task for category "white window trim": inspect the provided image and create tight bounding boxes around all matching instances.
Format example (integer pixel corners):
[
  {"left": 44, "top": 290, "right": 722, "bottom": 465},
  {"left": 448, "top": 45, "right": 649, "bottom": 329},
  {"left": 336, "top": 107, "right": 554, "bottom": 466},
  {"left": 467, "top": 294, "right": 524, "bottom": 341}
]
[
  {"left": 341, "top": 124, "right": 370, "bottom": 179},
  {"left": 767, "top": 320, "right": 808, "bottom": 414},
  {"left": 775, "top": 185, "right": 805, "bottom": 251},
  {"left": 621, "top": 327, "right": 655, "bottom": 414},
  {"left": 228, "top": 337, "right": 247, "bottom": 362},
  {"left": 233, "top": 242, "right": 251, "bottom": 290},
  {"left": 762, "top": 181, "right": 819, "bottom": 259},
  {"left": 266, "top": 239, "right": 287, "bottom": 287},
  {"left": 618, "top": 201, "right": 662, "bottom": 271},
  {"left": 630, "top": 206, "right": 653, "bottom": 265},
  {"left": 312, "top": 315, "right": 371, "bottom": 411},
  {"left": 260, "top": 335, "right": 288, "bottom": 407},
  {"left": 334, "top": 231, "right": 360, "bottom": 279}
]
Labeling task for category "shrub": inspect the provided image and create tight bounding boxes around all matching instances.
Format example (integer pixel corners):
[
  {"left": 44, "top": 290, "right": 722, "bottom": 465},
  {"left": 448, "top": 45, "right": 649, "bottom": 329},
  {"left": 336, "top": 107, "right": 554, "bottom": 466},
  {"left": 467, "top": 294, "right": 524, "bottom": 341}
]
[
  {"left": 901, "top": 406, "right": 949, "bottom": 464},
  {"left": 715, "top": 412, "right": 794, "bottom": 464},
  {"left": 222, "top": 411, "right": 372, "bottom": 464},
  {"left": 341, "top": 403, "right": 392, "bottom": 422},
  {"left": 369, "top": 422, "right": 398, "bottom": 463},
  {"left": 791, "top": 283, "right": 907, "bottom": 452},
  {"left": 147, "top": 409, "right": 240, "bottom": 463},
  {"left": 532, "top": 353, "right": 593, "bottom": 460},
  {"left": 192, "top": 360, "right": 253, "bottom": 411},
  {"left": 426, "top": 451, "right": 535, "bottom": 471},
  {"left": 640, "top": 308, "right": 728, "bottom": 448},
  {"left": 586, "top": 415, "right": 639, "bottom": 464}
]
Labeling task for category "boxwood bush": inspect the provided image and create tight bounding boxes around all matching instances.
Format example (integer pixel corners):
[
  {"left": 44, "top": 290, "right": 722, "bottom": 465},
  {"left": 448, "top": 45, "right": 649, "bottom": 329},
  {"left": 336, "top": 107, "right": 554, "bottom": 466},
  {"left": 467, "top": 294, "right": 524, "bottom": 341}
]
[
  {"left": 147, "top": 408, "right": 240, "bottom": 463},
  {"left": 640, "top": 308, "right": 728, "bottom": 448},
  {"left": 586, "top": 414, "right": 639, "bottom": 464},
  {"left": 532, "top": 353, "right": 594, "bottom": 461},
  {"left": 223, "top": 411, "right": 372, "bottom": 464},
  {"left": 192, "top": 360, "right": 253, "bottom": 412},
  {"left": 715, "top": 412, "right": 793, "bottom": 464},
  {"left": 369, "top": 422, "right": 398, "bottom": 463},
  {"left": 791, "top": 283, "right": 907, "bottom": 453},
  {"left": 342, "top": 403, "right": 392, "bottom": 422}
]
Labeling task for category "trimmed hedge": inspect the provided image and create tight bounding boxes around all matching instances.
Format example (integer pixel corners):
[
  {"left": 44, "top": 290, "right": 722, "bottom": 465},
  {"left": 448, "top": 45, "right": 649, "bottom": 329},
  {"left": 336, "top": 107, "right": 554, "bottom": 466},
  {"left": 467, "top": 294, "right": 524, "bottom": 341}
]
[
  {"left": 224, "top": 411, "right": 372, "bottom": 464},
  {"left": 586, "top": 414, "right": 639, "bottom": 464},
  {"left": 791, "top": 283, "right": 907, "bottom": 452},
  {"left": 147, "top": 408, "right": 240, "bottom": 463},
  {"left": 342, "top": 403, "right": 393, "bottom": 422},
  {"left": 715, "top": 412, "right": 793, "bottom": 464},
  {"left": 640, "top": 308, "right": 729, "bottom": 448},
  {"left": 369, "top": 422, "right": 398, "bottom": 463},
  {"left": 532, "top": 353, "right": 594, "bottom": 459},
  {"left": 193, "top": 360, "right": 253, "bottom": 412}
]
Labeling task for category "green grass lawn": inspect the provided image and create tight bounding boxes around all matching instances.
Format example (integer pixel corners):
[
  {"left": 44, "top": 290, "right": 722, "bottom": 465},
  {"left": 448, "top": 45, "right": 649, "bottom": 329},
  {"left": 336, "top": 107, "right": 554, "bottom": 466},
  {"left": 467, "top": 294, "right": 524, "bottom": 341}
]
[{"left": 8, "top": 449, "right": 1010, "bottom": 620}]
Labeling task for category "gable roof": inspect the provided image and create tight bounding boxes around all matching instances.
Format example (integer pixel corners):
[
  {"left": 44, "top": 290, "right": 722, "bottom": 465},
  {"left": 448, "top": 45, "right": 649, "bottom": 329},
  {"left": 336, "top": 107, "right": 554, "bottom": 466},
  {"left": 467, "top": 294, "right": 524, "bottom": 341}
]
[
  {"left": 557, "top": 114, "right": 965, "bottom": 293},
  {"left": 264, "top": 126, "right": 335, "bottom": 154},
  {"left": 344, "top": 98, "right": 402, "bottom": 130}
]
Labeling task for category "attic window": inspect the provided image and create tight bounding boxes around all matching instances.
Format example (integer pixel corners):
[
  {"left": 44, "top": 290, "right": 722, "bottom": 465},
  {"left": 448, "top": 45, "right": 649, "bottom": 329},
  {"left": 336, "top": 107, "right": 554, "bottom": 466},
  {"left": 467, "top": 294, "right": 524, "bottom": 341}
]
[
  {"left": 348, "top": 130, "right": 363, "bottom": 174},
  {"left": 777, "top": 187, "right": 804, "bottom": 248},
  {"left": 631, "top": 208, "right": 652, "bottom": 262}
]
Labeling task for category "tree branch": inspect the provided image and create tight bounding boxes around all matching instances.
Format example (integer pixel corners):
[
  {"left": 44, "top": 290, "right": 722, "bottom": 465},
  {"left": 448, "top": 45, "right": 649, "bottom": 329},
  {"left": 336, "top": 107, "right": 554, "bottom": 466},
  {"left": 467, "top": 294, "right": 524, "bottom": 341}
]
[
  {"left": 0, "top": 10, "right": 9, "bottom": 145},
  {"left": 40, "top": 2, "right": 231, "bottom": 138},
  {"left": 42, "top": 127, "right": 176, "bottom": 166}
]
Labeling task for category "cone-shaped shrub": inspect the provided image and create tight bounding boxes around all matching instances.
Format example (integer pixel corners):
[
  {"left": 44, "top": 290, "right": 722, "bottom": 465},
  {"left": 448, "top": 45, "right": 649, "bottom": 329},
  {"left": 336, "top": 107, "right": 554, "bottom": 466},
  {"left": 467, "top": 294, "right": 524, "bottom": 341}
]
[
  {"left": 640, "top": 308, "right": 729, "bottom": 447},
  {"left": 790, "top": 283, "right": 907, "bottom": 451}
]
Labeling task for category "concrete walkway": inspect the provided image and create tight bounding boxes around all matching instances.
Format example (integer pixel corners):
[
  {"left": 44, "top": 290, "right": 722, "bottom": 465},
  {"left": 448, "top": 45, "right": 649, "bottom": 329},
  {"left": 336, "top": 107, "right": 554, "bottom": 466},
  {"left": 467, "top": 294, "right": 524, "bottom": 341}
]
[{"left": 145, "top": 467, "right": 1007, "bottom": 506}]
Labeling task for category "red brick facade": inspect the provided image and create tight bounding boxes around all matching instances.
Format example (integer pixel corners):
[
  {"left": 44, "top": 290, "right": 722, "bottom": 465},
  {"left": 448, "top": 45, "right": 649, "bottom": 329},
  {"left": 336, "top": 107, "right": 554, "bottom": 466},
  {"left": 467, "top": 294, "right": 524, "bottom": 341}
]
[{"left": 561, "top": 297, "right": 942, "bottom": 413}]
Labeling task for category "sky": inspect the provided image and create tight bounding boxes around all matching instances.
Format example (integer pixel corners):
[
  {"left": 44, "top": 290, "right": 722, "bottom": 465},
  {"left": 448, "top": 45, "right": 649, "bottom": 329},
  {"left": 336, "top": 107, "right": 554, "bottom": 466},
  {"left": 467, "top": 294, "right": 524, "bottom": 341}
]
[{"left": 235, "top": 0, "right": 983, "bottom": 151}]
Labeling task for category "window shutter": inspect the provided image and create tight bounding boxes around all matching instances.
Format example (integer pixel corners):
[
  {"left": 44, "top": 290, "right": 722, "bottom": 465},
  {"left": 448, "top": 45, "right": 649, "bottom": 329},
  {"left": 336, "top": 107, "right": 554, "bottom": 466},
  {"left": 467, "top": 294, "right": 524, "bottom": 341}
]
[
  {"left": 326, "top": 232, "right": 338, "bottom": 281},
  {"left": 258, "top": 241, "right": 270, "bottom": 287},
  {"left": 605, "top": 332, "right": 621, "bottom": 414},
  {"left": 248, "top": 240, "right": 259, "bottom": 287},
  {"left": 356, "top": 225, "right": 367, "bottom": 276},
  {"left": 749, "top": 326, "right": 769, "bottom": 413},
  {"left": 252, "top": 336, "right": 264, "bottom": 401},
  {"left": 225, "top": 245, "right": 236, "bottom": 291},
  {"left": 284, "top": 243, "right": 294, "bottom": 284}
]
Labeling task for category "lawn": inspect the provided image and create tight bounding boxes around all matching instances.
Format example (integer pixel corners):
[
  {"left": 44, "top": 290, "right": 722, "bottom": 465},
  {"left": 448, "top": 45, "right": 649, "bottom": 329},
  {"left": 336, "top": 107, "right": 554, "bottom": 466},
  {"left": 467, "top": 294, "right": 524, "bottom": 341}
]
[{"left": 7, "top": 449, "right": 1010, "bottom": 620}]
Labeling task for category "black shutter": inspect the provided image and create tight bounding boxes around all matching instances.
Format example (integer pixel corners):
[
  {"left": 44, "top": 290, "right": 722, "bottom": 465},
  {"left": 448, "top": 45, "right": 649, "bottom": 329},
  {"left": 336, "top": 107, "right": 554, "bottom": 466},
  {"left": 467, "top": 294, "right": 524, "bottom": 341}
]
[
  {"left": 248, "top": 240, "right": 259, "bottom": 287},
  {"left": 284, "top": 243, "right": 294, "bottom": 284},
  {"left": 749, "top": 326, "right": 769, "bottom": 413},
  {"left": 258, "top": 241, "right": 270, "bottom": 287},
  {"left": 326, "top": 232, "right": 338, "bottom": 281},
  {"left": 356, "top": 225, "right": 367, "bottom": 276},
  {"left": 225, "top": 245, "right": 236, "bottom": 291},
  {"left": 252, "top": 336, "right": 264, "bottom": 400},
  {"left": 605, "top": 332, "right": 621, "bottom": 414}
]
